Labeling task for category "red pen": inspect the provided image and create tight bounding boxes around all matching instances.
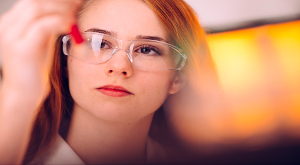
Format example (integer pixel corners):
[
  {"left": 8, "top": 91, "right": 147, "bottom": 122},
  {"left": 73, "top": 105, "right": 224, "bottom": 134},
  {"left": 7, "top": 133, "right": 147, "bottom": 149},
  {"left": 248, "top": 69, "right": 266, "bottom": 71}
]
[{"left": 70, "top": 24, "right": 84, "bottom": 44}]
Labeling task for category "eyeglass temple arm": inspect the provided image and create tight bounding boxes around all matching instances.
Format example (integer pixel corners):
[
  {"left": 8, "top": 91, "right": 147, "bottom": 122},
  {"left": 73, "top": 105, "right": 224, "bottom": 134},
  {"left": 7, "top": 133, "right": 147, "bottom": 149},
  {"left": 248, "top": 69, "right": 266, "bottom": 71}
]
[
  {"left": 177, "top": 54, "right": 187, "bottom": 70},
  {"left": 62, "top": 36, "right": 71, "bottom": 56}
]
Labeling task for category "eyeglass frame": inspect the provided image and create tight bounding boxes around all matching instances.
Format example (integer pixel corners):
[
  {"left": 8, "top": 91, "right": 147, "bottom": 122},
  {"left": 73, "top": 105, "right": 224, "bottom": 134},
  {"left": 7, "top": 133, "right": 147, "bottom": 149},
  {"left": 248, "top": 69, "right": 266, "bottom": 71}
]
[{"left": 62, "top": 32, "right": 187, "bottom": 71}]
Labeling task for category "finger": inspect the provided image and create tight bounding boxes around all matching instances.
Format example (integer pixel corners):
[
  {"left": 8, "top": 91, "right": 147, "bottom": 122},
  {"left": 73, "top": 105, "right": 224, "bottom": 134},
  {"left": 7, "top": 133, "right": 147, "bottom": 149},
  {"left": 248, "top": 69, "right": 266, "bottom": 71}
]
[
  {"left": 0, "top": 13, "right": 6, "bottom": 32},
  {"left": 0, "top": 0, "right": 28, "bottom": 34},
  {"left": 0, "top": 13, "right": 6, "bottom": 35},
  {"left": 24, "top": 15, "right": 73, "bottom": 53},
  {"left": 13, "top": 16, "right": 70, "bottom": 80},
  {"left": 36, "top": 0, "right": 82, "bottom": 16},
  {"left": 6, "top": 0, "right": 82, "bottom": 38}
]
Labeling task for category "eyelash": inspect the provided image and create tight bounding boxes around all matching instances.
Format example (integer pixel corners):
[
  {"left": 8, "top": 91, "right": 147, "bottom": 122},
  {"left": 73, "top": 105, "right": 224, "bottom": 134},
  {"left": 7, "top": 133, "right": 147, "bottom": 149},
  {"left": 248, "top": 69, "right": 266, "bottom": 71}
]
[
  {"left": 135, "top": 45, "right": 162, "bottom": 55},
  {"left": 100, "top": 40, "right": 114, "bottom": 49}
]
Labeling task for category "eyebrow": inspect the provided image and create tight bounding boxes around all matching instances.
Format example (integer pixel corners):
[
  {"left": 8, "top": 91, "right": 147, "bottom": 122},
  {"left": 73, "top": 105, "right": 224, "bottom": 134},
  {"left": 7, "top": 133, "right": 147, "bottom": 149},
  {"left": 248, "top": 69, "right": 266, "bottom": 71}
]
[
  {"left": 85, "top": 28, "right": 118, "bottom": 37},
  {"left": 136, "top": 35, "right": 167, "bottom": 43},
  {"left": 85, "top": 28, "right": 167, "bottom": 42}
]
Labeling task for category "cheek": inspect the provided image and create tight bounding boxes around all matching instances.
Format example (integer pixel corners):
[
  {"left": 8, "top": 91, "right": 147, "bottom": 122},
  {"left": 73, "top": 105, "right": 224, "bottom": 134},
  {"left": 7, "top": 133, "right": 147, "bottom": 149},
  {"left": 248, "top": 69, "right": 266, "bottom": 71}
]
[
  {"left": 67, "top": 58, "right": 98, "bottom": 102},
  {"left": 137, "top": 72, "right": 175, "bottom": 105},
  {"left": 67, "top": 57, "right": 103, "bottom": 85},
  {"left": 68, "top": 59, "right": 87, "bottom": 88}
]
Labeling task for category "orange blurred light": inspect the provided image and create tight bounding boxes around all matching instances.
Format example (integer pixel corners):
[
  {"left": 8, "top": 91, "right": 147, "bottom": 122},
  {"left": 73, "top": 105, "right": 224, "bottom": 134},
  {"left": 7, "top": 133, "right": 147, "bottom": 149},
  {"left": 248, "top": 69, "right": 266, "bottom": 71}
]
[{"left": 207, "top": 20, "right": 300, "bottom": 140}]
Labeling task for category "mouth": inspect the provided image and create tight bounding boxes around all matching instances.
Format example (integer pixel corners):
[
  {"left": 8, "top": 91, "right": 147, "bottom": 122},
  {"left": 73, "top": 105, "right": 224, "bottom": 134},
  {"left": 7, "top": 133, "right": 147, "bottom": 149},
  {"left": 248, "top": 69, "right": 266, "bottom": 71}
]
[{"left": 97, "top": 85, "right": 133, "bottom": 97}]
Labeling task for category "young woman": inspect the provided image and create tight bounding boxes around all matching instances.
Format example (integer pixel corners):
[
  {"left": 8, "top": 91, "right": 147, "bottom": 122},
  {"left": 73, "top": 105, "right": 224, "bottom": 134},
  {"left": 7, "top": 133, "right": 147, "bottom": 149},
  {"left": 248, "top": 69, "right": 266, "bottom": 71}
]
[{"left": 0, "top": 0, "right": 220, "bottom": 164}]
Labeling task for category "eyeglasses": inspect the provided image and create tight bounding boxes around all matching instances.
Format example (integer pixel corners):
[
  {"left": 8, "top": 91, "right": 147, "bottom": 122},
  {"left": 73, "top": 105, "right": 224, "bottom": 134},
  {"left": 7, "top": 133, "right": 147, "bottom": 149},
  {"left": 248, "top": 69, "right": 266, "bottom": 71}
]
[{"left": 62, "top": 32, "right": 187, "bottom": 71}]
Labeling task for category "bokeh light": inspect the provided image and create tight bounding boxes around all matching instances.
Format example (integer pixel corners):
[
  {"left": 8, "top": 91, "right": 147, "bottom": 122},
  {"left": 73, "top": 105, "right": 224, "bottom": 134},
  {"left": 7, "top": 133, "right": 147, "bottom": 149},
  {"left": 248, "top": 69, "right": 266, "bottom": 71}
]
[{"left": 207, "top": 20, "right": 300, "bottom": 141}]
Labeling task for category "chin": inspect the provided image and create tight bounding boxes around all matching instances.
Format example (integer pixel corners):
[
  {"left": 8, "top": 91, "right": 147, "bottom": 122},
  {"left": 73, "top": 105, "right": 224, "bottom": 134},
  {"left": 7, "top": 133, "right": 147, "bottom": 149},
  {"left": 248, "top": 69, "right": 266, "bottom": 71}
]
[{"left": 84, "top": 105, "right": 153, "bottom": 123}]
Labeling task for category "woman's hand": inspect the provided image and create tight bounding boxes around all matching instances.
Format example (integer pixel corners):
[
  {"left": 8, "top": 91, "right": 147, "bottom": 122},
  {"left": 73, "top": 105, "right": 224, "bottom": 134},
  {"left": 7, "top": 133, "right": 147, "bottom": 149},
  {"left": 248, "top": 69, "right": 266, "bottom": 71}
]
[
  {"left": 0, "top": 0, "right": 81, "bottom": 104},
  {"left": 0, "top": 0, "right": 82, "bottom": 164}
]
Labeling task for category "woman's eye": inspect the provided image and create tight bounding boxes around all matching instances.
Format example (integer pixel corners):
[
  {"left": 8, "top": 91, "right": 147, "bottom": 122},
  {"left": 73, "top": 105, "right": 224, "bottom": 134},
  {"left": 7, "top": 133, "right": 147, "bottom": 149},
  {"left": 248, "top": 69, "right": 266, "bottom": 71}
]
[
  {"left": 140, "top": 48, "right": 151, "bottom": 54},
  {"left": 100, "top": 41, "right": 112, "bottom": 49},
  {"left": 135, "top": 45, "right": 161, "bottom": 55}
]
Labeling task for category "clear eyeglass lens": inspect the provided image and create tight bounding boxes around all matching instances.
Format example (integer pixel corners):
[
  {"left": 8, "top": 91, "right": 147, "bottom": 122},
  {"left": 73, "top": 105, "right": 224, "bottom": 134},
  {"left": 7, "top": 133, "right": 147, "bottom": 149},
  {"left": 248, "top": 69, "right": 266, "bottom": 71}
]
[
  {"left": 65, "top": 33, "right": 184, "bottom": 70},
  {"left": 67, "top": 33, "right": 118, "bottom": 64},
  {"left": 130, "top": 41, "right": 182, "bottom": 70}
]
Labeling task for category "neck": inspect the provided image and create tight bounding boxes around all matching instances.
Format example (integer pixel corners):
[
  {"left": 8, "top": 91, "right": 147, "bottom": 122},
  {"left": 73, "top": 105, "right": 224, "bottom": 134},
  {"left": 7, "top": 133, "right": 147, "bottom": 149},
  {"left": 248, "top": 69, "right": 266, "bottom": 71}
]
[{"left": 66, "top": 104, "right": 154, "bottom": 164}]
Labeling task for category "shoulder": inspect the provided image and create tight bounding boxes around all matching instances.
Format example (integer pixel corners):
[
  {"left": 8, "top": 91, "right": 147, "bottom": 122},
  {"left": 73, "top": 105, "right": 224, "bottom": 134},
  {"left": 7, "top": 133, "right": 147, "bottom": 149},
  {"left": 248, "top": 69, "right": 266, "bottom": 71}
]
[{"left": 29, "top": 134, "right": 84, "bottom": 165}]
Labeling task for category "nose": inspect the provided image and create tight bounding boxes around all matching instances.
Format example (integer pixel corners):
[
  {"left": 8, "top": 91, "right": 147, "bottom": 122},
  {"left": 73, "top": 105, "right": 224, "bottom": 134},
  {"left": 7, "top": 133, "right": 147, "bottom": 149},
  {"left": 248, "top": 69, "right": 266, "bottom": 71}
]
[{"left": 104, "top": 49, "right": 133, "bottom": 77}]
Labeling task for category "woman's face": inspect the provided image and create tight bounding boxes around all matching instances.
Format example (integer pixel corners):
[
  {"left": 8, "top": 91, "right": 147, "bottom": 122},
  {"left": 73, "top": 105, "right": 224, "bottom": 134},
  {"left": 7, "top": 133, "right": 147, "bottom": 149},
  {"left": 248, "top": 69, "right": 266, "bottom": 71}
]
[{"left": 67, "top": 0, "right": 181, "bottom": 122}]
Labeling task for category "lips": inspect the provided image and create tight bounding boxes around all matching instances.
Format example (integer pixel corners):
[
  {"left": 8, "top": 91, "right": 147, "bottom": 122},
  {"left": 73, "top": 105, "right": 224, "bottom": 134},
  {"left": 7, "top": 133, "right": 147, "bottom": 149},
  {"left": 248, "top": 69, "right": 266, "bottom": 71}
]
[{"left": 97, "top": 85, "right": 133, "bottom": 97}]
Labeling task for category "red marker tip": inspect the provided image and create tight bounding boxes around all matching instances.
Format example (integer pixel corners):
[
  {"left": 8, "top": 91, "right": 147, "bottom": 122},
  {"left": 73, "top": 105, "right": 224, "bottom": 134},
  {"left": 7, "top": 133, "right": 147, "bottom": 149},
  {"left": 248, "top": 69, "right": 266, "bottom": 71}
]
[{"left": 70, "top": 24, "right": 84, "bottom": 44}]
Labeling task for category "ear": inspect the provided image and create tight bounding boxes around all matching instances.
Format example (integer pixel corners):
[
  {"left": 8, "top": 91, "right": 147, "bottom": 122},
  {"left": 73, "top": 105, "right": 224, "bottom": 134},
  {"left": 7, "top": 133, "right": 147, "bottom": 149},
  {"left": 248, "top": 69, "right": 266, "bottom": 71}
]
[{"left": 168, "top": 71, "right": 187, "bottom": 95}]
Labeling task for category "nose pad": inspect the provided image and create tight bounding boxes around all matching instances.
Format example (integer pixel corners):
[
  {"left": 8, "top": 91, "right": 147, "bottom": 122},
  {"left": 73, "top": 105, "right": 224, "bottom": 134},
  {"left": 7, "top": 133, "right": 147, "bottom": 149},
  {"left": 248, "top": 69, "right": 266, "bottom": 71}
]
[
  {"left": 109, "top": 41, "right": 133, "bottom": 63},
  {"left": 110, "top": 48, "right": 133, "bottom": 63},
  {"left": 102, "top": 48, "right": 119, "bottom": 63},
  {"left": 107, "top": 48, "right": 133, "bottom": 63},
  {"left": 111, "top": 48, "right": 119, "bottom": 56},
  {"left": 126, "top": 49, "right": 133, "bottom": 62}
]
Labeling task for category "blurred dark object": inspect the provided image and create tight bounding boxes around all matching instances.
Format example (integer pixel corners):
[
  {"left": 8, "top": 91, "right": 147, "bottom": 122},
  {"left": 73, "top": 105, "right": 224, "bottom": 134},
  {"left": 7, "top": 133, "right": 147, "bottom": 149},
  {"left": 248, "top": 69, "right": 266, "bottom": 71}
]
[
  {"left": 171, "top": 137, "right": 300, "bottom": 164},
  {"left": 165, "top": 20, "right": 300, "bottom": 164}
]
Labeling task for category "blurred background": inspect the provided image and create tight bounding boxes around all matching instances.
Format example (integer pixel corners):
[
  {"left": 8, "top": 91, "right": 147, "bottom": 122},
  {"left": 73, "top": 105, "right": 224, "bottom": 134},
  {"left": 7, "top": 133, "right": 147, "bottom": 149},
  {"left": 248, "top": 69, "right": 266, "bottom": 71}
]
[
  {"left": 177, "top": 0, "right": 300, "bottom": 163},
  {"left": 1, "top": 0, "right": 300, "bottom": 163}
]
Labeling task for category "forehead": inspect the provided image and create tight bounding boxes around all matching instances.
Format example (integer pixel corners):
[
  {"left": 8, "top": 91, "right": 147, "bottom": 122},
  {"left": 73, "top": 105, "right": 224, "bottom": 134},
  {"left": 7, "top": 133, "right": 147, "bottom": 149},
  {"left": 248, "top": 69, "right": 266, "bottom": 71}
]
[{"left": 78, "top": 0, "right": 170, "bottom": 42}]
